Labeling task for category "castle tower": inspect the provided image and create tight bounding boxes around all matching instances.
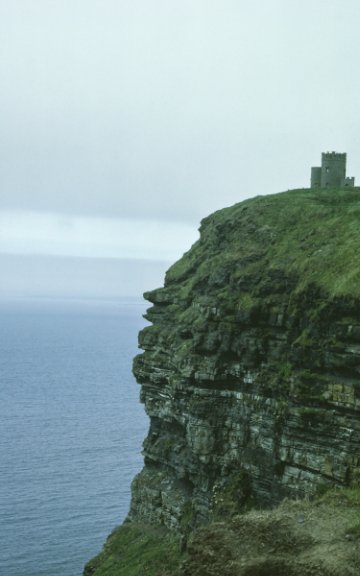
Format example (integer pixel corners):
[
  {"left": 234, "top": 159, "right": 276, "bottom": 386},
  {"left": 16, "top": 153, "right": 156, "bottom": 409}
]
[
  {"left": 310, "top": 167, "right": 321, "bottom": 188},
  {"left": 320, "top": 152, "right": 346, "bottom": 188},
  {"left": 310, "top": 152, "right": 355, "bottom": 188}
]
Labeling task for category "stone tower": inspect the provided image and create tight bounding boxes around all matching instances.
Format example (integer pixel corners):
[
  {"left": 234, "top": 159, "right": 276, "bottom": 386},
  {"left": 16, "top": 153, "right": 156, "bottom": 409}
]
[{"left": 310, "top": 152, "right": 355, "bottom": 188}]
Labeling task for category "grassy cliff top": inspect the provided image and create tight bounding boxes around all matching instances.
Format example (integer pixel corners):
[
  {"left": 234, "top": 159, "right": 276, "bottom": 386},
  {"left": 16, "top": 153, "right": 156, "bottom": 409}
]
[{"left": 166, "top": 188, "right": 360, "bottom": 299}]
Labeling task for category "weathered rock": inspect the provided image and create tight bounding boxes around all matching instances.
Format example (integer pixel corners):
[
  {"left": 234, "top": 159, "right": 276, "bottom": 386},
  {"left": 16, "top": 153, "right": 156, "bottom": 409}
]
[{"left": 129, "top": 188, "right": 360, "bottom": 530}]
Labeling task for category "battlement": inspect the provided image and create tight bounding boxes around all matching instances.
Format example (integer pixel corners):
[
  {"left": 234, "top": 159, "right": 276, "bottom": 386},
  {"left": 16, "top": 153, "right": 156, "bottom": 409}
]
[
  {"left": 322, "top": 151, "right": 346, "bottom": 159},
  {"left": 311, "top": 152, "right": 355, "bottom": 188}
]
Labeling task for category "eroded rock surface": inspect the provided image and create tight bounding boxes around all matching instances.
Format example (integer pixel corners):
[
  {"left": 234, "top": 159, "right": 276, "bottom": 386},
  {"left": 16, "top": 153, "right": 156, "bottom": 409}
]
[{"left": 129, "top": 189, "right": 360, "bottom": 530}]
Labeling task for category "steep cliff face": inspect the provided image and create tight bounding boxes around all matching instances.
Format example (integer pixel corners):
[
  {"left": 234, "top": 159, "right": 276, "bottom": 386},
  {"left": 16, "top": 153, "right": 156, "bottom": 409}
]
[{"left": 129, "top": 188, "right": 360, "bottom": 531}]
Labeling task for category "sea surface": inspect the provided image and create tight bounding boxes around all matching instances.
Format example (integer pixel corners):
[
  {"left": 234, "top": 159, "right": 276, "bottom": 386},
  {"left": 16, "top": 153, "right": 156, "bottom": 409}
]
[{"left": 0, "top": 298, "right": 149, "bottom": 576}]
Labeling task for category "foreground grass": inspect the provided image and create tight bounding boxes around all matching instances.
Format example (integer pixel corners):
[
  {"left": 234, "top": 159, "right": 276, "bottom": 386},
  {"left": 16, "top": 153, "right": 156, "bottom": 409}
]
[
  {"left": 83, "top": 523, "right": 181, "bottom": 576},
  {"left": 84, "top": 488, "right": 360, "bottom": 576}
]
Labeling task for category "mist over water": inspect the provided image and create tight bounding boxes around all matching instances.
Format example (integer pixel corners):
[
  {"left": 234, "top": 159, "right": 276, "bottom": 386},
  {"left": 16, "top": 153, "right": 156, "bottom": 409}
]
[{"left": 0, "top": 298, "right": 148, "bottom": 576}]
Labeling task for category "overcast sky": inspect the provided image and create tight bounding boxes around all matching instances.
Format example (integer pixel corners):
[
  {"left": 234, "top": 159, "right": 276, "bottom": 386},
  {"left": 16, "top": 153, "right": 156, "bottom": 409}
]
[{"left": 1, "top": 0, "right": 360, "bottom": 298}]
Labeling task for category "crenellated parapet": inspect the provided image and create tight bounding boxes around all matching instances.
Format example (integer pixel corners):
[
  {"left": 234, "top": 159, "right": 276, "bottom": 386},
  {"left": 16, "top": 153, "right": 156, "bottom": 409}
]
[{"left": 311, "top": 151, "right": 355, "bottom": 188}]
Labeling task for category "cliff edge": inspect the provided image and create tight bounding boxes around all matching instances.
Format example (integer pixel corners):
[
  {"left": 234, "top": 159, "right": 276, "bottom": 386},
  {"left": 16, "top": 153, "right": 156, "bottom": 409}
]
[{"left": 85, "top": 188, "right": 360, "bottom": 575}]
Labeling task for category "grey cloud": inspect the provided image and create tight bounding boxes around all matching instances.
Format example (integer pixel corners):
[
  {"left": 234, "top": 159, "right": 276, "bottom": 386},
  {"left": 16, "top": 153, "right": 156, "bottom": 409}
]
[{"left": 1, "top": 0, "right": 360, "bottom": 224}]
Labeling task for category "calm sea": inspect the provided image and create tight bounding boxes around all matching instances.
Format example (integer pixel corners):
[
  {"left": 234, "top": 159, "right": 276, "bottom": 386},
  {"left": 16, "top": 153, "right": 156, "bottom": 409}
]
[{"left": 0, "top": 298, "right": 149, "bottom": 576}]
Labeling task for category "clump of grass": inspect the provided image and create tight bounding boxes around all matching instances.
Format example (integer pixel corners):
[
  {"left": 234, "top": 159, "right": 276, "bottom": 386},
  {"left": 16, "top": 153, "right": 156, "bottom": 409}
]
[
  {"left": 345, "top": 518, "right": 360, "bottom": 539},
  {"left": 211, "top": 470, "right": 254, "bottom": 518},
  {"left": 84, "top": 523, "right": 181, "bottom": 576},
  {"left": 319, "top": 486, "right": 360, "bottom": 506}
]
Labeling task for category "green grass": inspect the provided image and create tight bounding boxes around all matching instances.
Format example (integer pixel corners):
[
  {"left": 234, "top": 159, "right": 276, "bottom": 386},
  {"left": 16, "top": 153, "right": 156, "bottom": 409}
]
[
  {"left": 319, "top": 486, "right": 360, "bottom": 505},
  {"left": 165, "top": 188, "right": 360, "bottom": 299},
  {"left": 83, "top": 523, "right": 181, "bottom": 576},
  {"left": 84, "top": 488, "right": 360, "bottom": 575},
  {"left": 345, "top": 517, "right": 360, "bottom": 538}
]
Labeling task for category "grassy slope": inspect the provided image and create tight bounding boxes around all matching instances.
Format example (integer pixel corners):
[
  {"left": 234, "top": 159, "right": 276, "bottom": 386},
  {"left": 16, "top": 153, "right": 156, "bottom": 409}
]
[
  {"left": 83, "top": 524, "right": 181, "bottom": 576},
  {"left": 167, "top": 188, "right": 360, "bottom": 298},
  {"left": 85, "top": 489, "right": 360, "bottom": 576},
  {"left": 182, "top": 487, "right": 360, "bottom": 576}
]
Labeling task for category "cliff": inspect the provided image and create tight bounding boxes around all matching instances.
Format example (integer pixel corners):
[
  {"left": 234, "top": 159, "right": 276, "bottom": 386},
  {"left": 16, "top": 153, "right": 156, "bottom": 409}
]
[{"left": 85, "top": 188, "right": 360, "bottom": 575}]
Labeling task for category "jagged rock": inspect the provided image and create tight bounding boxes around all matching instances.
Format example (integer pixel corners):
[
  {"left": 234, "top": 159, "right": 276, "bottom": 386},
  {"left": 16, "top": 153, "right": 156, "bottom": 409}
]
[{"left": 129, "top": 188, "right": 360, "bottom": 530}]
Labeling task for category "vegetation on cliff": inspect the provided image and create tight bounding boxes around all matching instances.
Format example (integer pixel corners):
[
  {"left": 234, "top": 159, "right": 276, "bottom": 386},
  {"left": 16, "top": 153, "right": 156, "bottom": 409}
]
[
  {"left": 85, "top": 188, "right": 360, "bottom": 576},
  {"left": 167, "top": 187, "right": 360, "bottom": 298},
  {"left": 85, "top": 487, "right": 360, "bottom": 576},
  {"left": 84, "top": 523, "right": 181, "bottom": 576}
]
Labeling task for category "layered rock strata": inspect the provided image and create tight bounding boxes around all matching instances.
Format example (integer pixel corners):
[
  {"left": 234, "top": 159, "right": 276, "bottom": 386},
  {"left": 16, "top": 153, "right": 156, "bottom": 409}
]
[{"left": 130, "top": 189, "right": 360, "bottom": 531}]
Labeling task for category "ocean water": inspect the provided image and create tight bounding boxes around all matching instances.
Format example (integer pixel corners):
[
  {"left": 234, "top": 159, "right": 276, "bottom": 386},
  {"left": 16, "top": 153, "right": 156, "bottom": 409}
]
[{"left": 0, "top": 298, "right": 149, "bottom": 576}]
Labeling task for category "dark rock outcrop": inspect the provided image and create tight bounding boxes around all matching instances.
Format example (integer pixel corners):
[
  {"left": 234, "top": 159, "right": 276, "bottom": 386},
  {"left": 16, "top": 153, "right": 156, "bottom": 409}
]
[{"left": 129, "top": 188, "right": 360, "bottom": 530}]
